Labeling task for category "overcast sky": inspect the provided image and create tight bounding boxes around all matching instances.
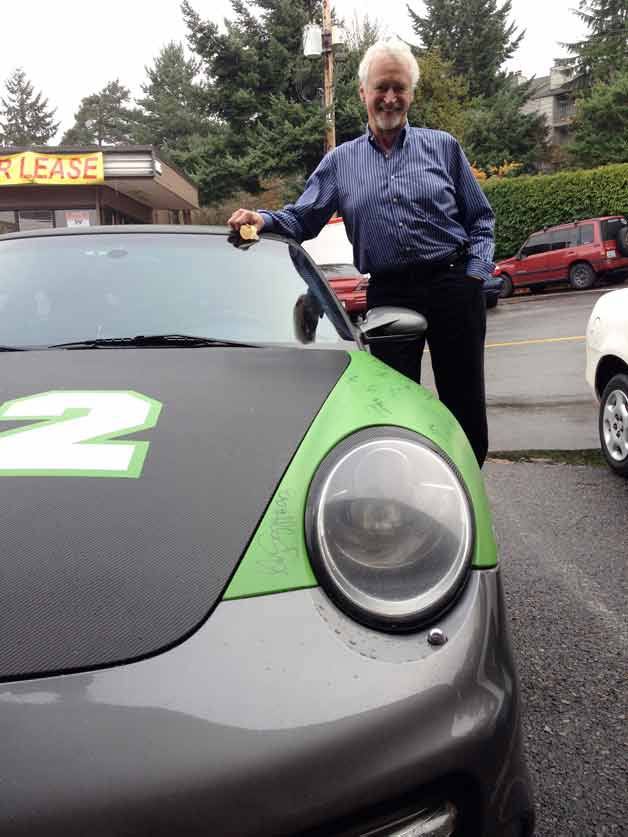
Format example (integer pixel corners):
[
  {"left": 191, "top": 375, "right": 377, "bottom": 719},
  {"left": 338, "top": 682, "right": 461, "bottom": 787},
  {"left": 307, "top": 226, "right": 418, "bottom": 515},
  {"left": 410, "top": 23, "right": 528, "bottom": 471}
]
[{"left": 1, "top": 0, "right": 587, "bottom": 141}]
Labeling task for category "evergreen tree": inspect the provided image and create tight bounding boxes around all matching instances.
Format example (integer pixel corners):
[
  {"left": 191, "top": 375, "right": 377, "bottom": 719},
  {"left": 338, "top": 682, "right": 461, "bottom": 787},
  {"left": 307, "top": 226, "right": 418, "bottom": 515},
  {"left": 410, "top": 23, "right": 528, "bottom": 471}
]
[
  {"left": 62, "top": 81, "right": 138, "bottom": 146},
  {"left": 568, "top": 71, "right": 628, "bottom": 165},
  {"left": 407, "top": 0, "right": 524, "bottom": 98},
  {"left": 462, "top": 75, "right": 548, "bottom": 174},
  {"left": 0, "top": 68, "right": 59, "bottom": 145},
  {"left": 181, "top": 0, "right": 340, "bottom": 201},
  {"left": 557, "top": 0, "right": 628, "bottom": 88},
  {"left": 133, "top": 42, "right": 209, "bottom": 150}
]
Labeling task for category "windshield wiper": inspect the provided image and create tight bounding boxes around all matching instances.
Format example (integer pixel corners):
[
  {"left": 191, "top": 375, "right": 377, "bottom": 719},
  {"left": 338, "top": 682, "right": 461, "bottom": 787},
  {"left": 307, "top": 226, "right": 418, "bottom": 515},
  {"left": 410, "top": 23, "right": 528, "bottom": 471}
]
[
  {"left": 0, "top": 345, "right": 26, "bottom": 351},
  {"left": 47, "top": 334, "right": 260, "bottom": 349}
]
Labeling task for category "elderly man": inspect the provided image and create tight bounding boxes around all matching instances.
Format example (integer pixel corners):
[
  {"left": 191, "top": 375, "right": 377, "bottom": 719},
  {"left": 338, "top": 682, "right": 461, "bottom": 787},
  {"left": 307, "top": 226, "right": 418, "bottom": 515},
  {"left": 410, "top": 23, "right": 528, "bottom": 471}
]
[{"left": 229, "top": 39, "right": 495, "bottom": 467}]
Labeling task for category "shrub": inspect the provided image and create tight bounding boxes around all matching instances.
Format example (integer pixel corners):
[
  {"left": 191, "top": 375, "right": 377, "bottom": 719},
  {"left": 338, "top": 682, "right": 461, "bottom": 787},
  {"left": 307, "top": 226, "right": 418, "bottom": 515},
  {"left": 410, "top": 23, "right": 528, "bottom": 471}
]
[{"left": 482, "top": 163, "right": 628, "bottom": 260}]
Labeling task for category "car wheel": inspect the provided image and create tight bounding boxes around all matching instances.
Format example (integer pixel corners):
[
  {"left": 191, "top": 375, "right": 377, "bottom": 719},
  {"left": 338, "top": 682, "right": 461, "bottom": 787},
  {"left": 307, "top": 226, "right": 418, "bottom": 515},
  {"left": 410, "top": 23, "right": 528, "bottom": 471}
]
[
  {"left": 616, "top": 226, "right": 628, "bottom": 257},
  {"left": 599, "top": 373, "right": 628, "bottom": 477},
  {"left": 499, "top": 274, "right": 513, "bottom": 298},
  {"left": 569, "top": 262, "right": 595, "bottom": 290}
]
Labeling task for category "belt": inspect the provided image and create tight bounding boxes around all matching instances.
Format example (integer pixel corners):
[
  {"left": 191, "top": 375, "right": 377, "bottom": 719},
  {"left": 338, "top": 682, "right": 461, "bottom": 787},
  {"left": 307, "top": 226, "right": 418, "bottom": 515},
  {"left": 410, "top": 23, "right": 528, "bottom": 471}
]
[
  {"left": 425, "top": 244, "right": 469, "bottom": 273},
  {"left": 371, "top": 244, "right": 469, "bottom": 283}
]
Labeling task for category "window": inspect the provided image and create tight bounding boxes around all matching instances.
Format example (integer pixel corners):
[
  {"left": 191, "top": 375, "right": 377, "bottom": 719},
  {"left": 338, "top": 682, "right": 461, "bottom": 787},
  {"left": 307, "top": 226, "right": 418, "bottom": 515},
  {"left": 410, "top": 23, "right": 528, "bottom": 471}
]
[
  {"left": 549, "top": 228, "right": 577, "bottom": 250},
  {"left": 0, "top": 232, "right": 353, "bottom": 347},
  {"left": 578, "top": 224, "right": 595, "bottom": 245},
  {"left": 521, "top": 233, "right": 551, "bottom": 257},
  {"left": 18, "top": 210, "right": 54, "bottom": 232},
  {"left": 601, "top": 218, "right": 627, "bottom": 243},
  {"left": 0, "top": 211, "right": 18, "bottom": 234}
]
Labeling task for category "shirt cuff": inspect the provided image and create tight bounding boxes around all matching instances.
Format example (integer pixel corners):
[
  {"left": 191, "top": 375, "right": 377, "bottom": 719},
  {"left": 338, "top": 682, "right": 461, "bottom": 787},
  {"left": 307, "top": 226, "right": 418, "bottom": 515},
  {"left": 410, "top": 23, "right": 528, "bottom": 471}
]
[
  {"left": 465, "top": 257, "right": 494, "bottom": 283},
  {"left": 258, "top": 211, "right": 274, "bottom": 231}
]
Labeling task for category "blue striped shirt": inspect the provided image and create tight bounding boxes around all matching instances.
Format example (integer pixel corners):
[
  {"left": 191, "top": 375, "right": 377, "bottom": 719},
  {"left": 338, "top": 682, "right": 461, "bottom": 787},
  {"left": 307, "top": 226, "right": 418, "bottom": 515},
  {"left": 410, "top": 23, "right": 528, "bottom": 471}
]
[{"left": 259, "top": 124, "right": 495, "bottom": 281}]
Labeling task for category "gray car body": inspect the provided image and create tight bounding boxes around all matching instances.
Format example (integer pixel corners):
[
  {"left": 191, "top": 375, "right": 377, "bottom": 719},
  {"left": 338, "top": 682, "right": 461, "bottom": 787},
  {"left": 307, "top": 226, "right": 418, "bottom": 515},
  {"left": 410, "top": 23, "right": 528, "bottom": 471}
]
[
  {"left": 0, "top": 227, "right": 534, "bottom": 836},
  {"left": 2, "top": 571, "right": 532, "bottom": 836}
]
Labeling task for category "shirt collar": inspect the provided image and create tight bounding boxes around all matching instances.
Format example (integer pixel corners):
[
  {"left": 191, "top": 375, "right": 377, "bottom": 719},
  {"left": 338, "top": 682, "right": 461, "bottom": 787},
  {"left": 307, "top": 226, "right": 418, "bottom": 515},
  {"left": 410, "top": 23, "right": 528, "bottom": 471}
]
[{"left": 366, "top": 120, "right": 410, "bottom": 150}]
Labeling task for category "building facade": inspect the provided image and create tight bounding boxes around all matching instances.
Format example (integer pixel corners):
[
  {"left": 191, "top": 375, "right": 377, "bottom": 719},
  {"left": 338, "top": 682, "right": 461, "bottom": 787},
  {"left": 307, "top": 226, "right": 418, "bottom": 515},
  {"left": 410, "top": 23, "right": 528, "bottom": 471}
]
[
  {"left": 519, "top": 65, "right": 578, "bottom": 147},
  {"left": 0, "top": 146, "right": 199, "bottom": 234}
]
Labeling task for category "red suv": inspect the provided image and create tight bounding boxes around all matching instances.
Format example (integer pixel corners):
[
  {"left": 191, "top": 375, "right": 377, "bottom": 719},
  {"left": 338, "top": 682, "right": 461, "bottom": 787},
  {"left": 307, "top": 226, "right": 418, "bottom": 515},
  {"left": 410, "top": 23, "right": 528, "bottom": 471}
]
[{"left": 494, "top": 216, "right": 628, "bottom": 297}]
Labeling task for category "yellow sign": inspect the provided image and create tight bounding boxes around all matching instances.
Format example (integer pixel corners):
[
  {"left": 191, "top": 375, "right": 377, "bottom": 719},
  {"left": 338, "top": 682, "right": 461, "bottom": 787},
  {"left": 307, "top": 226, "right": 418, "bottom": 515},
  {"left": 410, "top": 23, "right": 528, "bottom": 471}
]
[{"left": 0, "top": 151, "right": 104, "bottom": 186}]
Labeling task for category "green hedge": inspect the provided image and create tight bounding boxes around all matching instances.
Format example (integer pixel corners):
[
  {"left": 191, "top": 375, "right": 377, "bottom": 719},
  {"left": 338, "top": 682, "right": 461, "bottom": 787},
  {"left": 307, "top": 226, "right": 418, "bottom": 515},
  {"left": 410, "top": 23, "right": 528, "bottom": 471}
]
[{"left": 482, "top": 163, "right": 628, "bottom": 260}]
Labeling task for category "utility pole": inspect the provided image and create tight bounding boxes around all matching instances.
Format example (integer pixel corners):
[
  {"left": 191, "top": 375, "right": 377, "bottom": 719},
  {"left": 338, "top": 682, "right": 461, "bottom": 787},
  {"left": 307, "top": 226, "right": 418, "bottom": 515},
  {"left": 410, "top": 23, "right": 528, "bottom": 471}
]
[{"left": 322, "top": 0, "right": 335, "bottom": 152}]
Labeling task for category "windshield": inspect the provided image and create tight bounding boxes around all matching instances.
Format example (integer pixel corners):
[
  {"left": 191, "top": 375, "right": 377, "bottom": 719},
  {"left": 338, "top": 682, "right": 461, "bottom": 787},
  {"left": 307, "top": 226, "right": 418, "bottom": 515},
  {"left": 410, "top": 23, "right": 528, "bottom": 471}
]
[{"left": 0, "top": 231, "right": 354, "bottom": 348}]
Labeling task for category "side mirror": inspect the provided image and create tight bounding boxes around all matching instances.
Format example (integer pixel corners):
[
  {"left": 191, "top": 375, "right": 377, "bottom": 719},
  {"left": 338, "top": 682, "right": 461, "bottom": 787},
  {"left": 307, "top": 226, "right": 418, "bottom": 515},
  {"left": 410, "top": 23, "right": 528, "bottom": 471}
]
[{"left": 359, "top": 306, "right": 427, "bottom": 344}]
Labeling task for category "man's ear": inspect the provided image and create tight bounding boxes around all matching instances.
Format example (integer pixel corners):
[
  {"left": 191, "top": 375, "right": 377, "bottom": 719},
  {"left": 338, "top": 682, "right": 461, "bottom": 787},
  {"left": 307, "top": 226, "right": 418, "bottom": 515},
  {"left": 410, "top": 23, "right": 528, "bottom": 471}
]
[{"left": 359, "top": 83, "right": 366, "bottom": 104}]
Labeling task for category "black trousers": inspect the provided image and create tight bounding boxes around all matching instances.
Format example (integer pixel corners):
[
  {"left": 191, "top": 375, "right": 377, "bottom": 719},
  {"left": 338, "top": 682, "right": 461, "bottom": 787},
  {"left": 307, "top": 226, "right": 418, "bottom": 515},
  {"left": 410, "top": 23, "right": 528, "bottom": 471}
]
[{"left": 367, "top": 260, "right": 488, "bottom": 467}]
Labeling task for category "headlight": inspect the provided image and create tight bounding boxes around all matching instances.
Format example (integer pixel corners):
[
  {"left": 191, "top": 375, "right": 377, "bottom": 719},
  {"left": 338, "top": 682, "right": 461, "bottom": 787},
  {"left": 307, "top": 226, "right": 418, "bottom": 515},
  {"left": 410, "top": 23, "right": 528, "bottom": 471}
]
[{"left": 305, "top": 428, "right": 474, "bottom": 632}]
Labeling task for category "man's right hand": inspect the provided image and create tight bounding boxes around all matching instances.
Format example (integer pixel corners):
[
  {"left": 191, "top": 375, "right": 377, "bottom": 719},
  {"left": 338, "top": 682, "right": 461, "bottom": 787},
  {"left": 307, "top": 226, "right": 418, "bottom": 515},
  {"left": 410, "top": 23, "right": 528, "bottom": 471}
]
[{"left": 227, "top": 209, "right": 265, "bottom": 233}]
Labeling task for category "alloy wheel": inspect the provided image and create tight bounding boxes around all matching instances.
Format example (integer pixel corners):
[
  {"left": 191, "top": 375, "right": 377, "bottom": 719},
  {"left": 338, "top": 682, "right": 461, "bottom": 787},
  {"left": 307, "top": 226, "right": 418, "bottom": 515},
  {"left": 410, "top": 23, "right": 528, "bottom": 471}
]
[{"left": 602, "top": 388, "right": 628, "bottom": 462}]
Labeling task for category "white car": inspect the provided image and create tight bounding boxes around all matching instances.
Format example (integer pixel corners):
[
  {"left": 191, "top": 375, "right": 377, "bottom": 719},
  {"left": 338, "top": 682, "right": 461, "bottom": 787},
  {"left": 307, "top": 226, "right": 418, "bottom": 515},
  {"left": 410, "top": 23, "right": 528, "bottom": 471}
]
[{"left": 585, "top": 287, "right": 628, "bottom": 476}]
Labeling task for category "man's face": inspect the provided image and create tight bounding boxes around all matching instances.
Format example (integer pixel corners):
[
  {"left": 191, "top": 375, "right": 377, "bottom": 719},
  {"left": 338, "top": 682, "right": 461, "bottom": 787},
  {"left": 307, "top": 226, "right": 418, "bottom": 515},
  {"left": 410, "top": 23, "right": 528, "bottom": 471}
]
[{"left": 359, "top": 54, "right": 414, "bottom": 135}]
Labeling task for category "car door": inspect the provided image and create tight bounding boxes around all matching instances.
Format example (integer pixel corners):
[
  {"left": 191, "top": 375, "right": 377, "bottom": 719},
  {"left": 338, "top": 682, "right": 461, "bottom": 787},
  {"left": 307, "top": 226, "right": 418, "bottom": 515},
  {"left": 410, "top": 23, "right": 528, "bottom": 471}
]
[
  {"left": 547, "top": 226, "right": 578, "bottom": 282},
  {"left": 513, "top": 232, "right": 551, "bottom": 288},
  {"left": 575, "top": 222, "right": 599, "bottom": 270}
]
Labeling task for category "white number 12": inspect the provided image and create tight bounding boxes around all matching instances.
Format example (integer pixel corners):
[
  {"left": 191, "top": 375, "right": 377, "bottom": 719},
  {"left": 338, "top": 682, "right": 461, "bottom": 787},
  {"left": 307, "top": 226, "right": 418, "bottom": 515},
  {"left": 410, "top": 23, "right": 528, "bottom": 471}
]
[{"left": 0, "top": 391, "right": 162, "bottom": 478}]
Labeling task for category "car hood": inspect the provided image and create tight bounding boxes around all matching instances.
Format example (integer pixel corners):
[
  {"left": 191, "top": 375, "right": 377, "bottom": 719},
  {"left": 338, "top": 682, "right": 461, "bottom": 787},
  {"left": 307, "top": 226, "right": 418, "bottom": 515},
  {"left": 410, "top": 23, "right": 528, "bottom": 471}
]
[{"left": 0, "top": 347, "right": 349, "bottom": 681}]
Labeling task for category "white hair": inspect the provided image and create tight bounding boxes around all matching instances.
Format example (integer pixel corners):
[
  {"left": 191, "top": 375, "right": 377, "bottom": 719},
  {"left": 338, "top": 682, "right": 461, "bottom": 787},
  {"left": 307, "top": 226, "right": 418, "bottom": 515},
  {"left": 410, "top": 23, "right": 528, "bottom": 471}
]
[{"left": 358, "top": 39, "right": 420, "bottom": 90}]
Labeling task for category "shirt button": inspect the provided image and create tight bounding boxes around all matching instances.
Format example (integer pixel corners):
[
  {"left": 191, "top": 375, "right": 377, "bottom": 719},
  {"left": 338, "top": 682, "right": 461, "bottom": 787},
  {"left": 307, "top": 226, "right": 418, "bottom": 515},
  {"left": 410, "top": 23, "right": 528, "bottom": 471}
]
[
  {"left": 399, "top": 222, "right": 404, "bottom": 227},
  {"left": 393, "top": 197, "right": 398, "bottom": 203},
  {"left": 405, "top": 247, "right": 411, "bottom": 252}
]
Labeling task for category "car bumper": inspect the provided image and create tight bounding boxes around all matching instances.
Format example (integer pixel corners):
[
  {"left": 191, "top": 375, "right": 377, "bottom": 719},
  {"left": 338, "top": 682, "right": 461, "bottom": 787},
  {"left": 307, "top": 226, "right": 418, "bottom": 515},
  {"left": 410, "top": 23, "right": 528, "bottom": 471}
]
[{"left": 1, "top": 570, "right": 534, "bottom": 837}]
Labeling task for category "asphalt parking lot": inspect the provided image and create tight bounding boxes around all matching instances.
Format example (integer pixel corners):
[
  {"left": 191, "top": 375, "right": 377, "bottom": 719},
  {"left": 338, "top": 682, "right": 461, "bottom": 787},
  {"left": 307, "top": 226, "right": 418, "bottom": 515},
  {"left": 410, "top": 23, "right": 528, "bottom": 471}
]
[
  {"left": 485, "top": 459, "right": 628, "bottom": 836},
  {"left": 467, "top": 286, "right": 628, "bottom": 834}
]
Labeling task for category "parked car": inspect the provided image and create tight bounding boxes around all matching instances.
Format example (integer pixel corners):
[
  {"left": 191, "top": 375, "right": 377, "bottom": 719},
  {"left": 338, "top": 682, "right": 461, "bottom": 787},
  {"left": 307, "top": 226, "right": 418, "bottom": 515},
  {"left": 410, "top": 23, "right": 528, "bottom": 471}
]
[
  {"left": 585, "top": 286, "right": 628, "bottom": 477},
  {"left": 0, "top": 225, "right": 534, "bottom": 837},
  {"left": 305, "top": 218, "right": 504, "bottom": 314},
  {"left": 318, "top": 261, "right": 369, "bottom": 319},
  {"left": 494, "top": 216, "right": 628, "bottom": 297},
  {"left": 483, "top": 273, "right": 504, "bottom": 309}
]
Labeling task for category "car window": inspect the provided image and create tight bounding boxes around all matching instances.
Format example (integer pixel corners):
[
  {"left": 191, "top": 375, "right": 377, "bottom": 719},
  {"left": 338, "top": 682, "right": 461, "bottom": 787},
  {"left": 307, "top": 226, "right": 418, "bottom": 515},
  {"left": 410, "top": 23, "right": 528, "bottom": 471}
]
[
  {"left": 578, "top": 224, "right": 595, "bottom": 245},
  {"left": 549, "top": 228, "right": 577, "bottom": 250},
  {"left": 601, "top": 218, "right": 627, "bottom": 242},
  {"left": 521, "top": 232, "right": 551, "bottom": 256},
  {"left": 0, "top": 233, "right": 354, "bottom": 347},
  {"left": 319, "top": 264, "right": 362, "bottom": 278}
]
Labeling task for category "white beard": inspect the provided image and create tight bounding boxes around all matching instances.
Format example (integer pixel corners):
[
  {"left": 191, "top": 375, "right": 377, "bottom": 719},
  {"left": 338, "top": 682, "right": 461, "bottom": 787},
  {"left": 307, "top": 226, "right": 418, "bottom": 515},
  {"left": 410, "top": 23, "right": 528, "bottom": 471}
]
[{"left": 374, "top": 109, "right": 404, "bottom": 132}]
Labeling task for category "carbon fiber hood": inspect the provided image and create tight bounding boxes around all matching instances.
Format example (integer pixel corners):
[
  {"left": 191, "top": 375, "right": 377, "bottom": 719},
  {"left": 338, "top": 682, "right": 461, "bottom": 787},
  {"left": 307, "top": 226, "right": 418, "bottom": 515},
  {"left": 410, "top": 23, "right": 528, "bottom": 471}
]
[{"left": 0, "top": 346, "right": 349, "bottom": 681}]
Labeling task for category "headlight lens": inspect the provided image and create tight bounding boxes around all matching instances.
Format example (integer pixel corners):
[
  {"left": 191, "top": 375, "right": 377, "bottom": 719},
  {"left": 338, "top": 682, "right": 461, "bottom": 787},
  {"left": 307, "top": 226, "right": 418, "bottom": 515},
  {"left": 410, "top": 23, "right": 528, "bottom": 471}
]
[{"left": 305, "top": 428, "right": 474, "bottom": 631}]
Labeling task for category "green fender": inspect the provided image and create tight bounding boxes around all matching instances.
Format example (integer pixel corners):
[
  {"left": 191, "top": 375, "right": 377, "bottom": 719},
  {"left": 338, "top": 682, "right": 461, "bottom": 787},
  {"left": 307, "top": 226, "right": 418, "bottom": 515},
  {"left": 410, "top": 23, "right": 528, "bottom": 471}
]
[{"left": 224, "top": 351, "right": 497, "bottom": 600}]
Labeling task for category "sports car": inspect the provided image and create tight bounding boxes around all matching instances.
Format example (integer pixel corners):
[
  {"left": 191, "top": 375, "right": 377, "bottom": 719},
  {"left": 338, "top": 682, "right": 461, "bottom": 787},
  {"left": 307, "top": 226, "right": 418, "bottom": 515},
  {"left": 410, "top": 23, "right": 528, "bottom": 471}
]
[{"left": 0, "top": 226, "right": 534, "bottom": 837}]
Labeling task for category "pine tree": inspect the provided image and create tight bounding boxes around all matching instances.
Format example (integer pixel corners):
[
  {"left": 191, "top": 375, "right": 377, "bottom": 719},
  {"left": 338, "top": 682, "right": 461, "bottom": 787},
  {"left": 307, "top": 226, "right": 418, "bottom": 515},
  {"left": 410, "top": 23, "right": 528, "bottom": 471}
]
[
  {"left": 133, "top": 42, "right": 209, "bottom": 150},
  {"left": 568, "top": 70, "right": 628, "bottom": 165},
  {"left": 558, "top": 0, "right": 628, "bottom": 88},
  {"left": 0, "top": 68, "right": 59, "bottom": 146},
  {"left": 62, "top": 81, "right": 138, "bottom": 146},
  {"left": 407, "top": 0, "right": 524, "bottom": 98},
  {"left": 181, "top": 0, "right": 337, "bottom": 201}
]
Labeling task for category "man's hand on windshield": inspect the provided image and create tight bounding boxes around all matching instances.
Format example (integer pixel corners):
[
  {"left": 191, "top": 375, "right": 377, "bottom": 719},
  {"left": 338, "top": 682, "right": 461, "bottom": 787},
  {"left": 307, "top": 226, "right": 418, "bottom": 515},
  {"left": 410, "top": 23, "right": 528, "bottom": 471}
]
[{"left": 228, "top": 209, "right": 265, "bottom": 234}]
